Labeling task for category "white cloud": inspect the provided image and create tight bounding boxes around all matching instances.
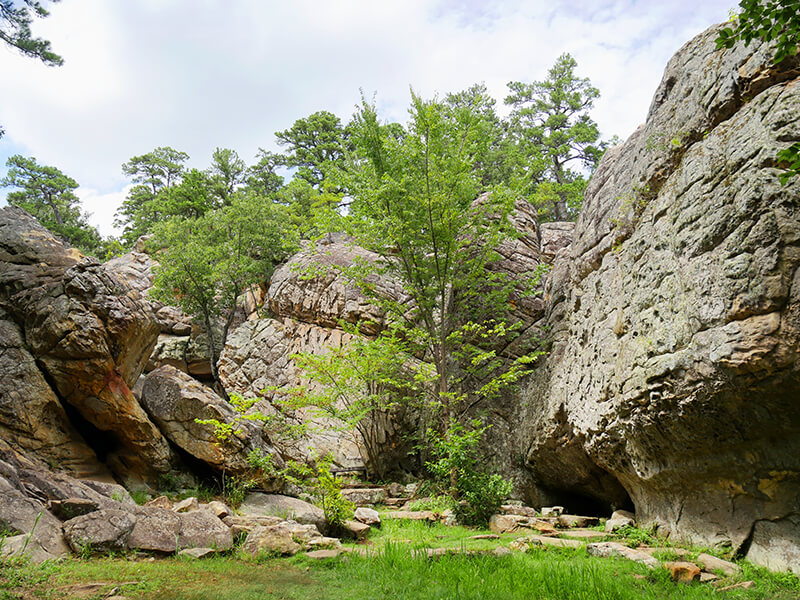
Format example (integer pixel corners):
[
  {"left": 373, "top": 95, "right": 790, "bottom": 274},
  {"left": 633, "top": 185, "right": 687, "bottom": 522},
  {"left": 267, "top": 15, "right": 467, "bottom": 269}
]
[{"left": 0, "top": 0, "right": 732, "bottom": 234}]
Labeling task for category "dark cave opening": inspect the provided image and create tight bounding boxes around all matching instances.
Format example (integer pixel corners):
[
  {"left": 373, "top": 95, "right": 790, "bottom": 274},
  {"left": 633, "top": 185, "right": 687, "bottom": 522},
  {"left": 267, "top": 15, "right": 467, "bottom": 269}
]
[{"left": 59, "top": 398, "right": 120, "bottom": 463}]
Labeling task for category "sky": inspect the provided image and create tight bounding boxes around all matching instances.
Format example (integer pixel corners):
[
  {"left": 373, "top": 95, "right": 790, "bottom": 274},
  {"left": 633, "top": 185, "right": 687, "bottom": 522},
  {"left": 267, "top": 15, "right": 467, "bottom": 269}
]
[{"left": 0, "top": 0, "right": 733, "bottom": 237}]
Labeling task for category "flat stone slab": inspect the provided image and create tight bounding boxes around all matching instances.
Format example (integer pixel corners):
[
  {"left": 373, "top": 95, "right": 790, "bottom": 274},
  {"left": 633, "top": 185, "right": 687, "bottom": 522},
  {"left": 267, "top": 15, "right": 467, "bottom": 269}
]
[
  {"left": 306, "top": 549, "right": 341, "bottom": 559},
  {"left": 557, "top": 529, "right": 608, "bottom": 540},
  {"left": 384, "top": 510, "right": 437, "bottom": 522}
]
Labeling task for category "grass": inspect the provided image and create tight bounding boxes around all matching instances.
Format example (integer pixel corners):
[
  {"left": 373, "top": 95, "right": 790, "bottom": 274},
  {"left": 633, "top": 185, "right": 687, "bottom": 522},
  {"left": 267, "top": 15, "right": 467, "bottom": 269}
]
[{"left": 2, "top": 519, "right": 800, "bottom": 600}]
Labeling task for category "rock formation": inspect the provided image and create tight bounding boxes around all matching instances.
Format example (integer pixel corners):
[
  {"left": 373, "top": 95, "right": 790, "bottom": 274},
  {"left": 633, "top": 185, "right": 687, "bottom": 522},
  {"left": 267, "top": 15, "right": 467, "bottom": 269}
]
[
  {"left": 0, "top": 207, "right": 177, "bottom": 485},
  {"left": 519, "top": 26, "right": 800, "bottom": 572}
]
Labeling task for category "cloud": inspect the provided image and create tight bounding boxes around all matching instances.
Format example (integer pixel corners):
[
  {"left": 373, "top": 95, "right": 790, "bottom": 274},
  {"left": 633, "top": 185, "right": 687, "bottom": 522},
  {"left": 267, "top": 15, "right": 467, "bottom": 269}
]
[{"left": 0, "top": 0, "right": 732, "bottom": 235}]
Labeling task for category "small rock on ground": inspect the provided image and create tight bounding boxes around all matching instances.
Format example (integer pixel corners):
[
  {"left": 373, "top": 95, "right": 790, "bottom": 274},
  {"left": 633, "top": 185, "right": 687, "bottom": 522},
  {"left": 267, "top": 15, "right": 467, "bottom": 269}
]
[
  {"left": 178, "top": 547, "right": 216, "bottom": 559},
  {"left": 663, "top": 561, "right": 701, "bottom": 583}
]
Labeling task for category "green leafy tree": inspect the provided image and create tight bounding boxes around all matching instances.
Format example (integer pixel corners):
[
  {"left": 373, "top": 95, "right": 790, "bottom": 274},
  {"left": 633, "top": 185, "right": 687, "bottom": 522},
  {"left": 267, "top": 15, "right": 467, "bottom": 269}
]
[
  {"left": 278, "top": 324, "right": 428, "bottom": 480},
  {"left": 156, "top": 168, "right": 215, "bottom": 220},
  {"left": 445, "top": 83, "right": 516, "bottom": 187},
  {"left": 1, "top": 154, "right": 101, "bottom": 253},
  {"left": 245, "top": 149, "right": 285, "bottom": 196},
  {"left": 149, "top": 192, "right": 298, "bottom": 395},
  {"left": 506, "top": 53, "right": 605, "bottom": 221},
  {"left": 0, "top": 0, "right": 62, "bottom": 66},
  {"left": 717, "top": 0, "right": 800, "bottom": 184},
  {"left": 1, "top": 0, "right": 62, "bottom": 139},
  {"left": 276, "top": 110, "right": 348, "bottom": 189},
  {"left": 115, "top": 146, "right": 189, "bottom": 244},
  {"left": 208, "top": 147, "right": 246, "bottom": 206}
]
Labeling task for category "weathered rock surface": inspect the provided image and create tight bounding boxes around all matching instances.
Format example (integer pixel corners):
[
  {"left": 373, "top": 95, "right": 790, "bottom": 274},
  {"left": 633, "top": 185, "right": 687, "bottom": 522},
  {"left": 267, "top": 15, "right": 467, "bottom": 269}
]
[
  {"left": 140, "top": 365, "right": 283, "bottom": 480},
  {"left": 267, "top": 233, "right": 403, "bottom": 335},
  {"left": 520, "top": 25, "right": 800, "bottom": 572},
  {"left": 64, "top": 506, "right": 233, "bottom": 554},
  {"left": 0, "top": 207, "right": 175, "bottom": 484},
  {"left": 239, "top": 493, "right": 327, "bottom": 533},
  {"left": 218, "top": 316, "right": 412, "bottom": 471}
]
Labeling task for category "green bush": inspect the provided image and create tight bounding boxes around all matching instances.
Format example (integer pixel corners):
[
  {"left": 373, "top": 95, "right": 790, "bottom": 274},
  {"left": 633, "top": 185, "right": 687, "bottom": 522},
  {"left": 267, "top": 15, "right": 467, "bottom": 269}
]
[
  {"left": 314, "top": 458, "right": 355, "bottom": 528},
  {"left": 427, "top": 419, "right": 512, "bottom": 527}
]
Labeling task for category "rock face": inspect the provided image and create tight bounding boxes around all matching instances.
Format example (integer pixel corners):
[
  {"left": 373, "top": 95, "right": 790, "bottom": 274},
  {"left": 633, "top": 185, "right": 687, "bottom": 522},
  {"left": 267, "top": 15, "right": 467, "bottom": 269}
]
[
  {"left": 140, "top": 365, "right": 284, "bottom": 481},
  {"left": 520, "top": 26, "right": 800, "bottom": 572},
  {"left": 0, "top": 207, "right": 176, "bottom": 484}
]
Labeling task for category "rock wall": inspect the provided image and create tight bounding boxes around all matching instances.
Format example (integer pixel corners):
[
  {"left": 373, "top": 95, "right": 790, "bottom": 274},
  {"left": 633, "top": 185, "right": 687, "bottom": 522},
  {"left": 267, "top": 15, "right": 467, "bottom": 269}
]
[
  {"left": 520, "top": 26, "right": 800, "bottom": 571},
  {"left": 0, "top": 207, "right": 178, "bottom": 486}
]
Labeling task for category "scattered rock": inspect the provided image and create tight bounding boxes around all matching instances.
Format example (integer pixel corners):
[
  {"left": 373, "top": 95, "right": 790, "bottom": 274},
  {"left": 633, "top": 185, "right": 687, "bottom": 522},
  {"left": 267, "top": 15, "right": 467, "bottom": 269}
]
[
  {"left": 489, "top": 514, "right": 528, "bottom": 534},
  {"left": 178, "top": 547, "right": 215, "bottom": 559},
  {"left": 696, "top": 553, "right": 740, "bottom": 577},
  {"left": 63, "top": 509, "right": 136, "bottom": 554},
  {"left": 239, "top": 493, "right": 327, "bottom": 533},
  {"left": 176, "top": 509, "right": 233, "bottom": 551},
  {"left": 540, "top": 507, "right": 564, "bottom": 518},
  {"left": 604, "top": 510, "right": 635, "bottom": 533},
  {"left": 306, "top": 549, "right": 341, "bottom": 559},
  {"left": 243, "top": 524, "right": 302, "bottom": 557},
  {"left": 699, "top": 572, "right": 719, "bottom": 583},
  {"left": 342, "top": 488, "right": 387, "bottom": 506},
  {"left": 48, "top": 498, "right": 99, "bottom": 521},
  {"left": 717, "top": 581, "right": 755, "bottom": 591},
  {"left": 173, "top": 497, "right": 199, "bottom": 513},
  {"left": 664, "top": 561, "right": 701, "bottom": 583},
  {"left": 223, "top": 515, "right": 284, "bottom": 538},
  {"left": 500, "top": 504, "right": 538, "bottom": 519},
  {"left": 341, "top": 520, "right": 371, "bottom": 540},
  {"left": 206, "top": 500, "right": 231, "bottom": 519},
  {"left": 384, "top": 510, "right": 437, "bottom": 522},
  {"left": 387, "top": 483, "right": 404, "bottom": 497},
  {"left": 587, "top": 542, "right": 659, "bottom": 568},
  {"left": 145, "top": 496, "right": 172, "bottom": 510},
  {"left": 354, "top": 507, "right": 381, "bottom": 526},
  {"left": 557, "top": 515, "right": 599, "bottom": 528},
  {"left": 470, "top": 534, "right": 500, "bottom": 540},
  {"left": 493, "top": 547, "right": 512, "bottom": 557},
  {"left": 306, "top": 537, "right": 342, "bottom": 550}
]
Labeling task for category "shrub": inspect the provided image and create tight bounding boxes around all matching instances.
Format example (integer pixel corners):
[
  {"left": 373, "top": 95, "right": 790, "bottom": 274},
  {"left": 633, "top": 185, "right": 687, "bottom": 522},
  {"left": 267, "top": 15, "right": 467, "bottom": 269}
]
[{"left": 427, "top": 420, "right": 512, "bottom": 527}]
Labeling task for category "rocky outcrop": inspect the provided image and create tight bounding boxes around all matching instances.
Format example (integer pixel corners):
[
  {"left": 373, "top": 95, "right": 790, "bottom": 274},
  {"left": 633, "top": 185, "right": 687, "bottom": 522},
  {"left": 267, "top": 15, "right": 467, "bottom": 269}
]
[
  {"left": 267, "top": 233, "right": 405, "bottom": 336},
  {"left": 520, "top": 26, "right": 800, "bottom": 572},
  {"left": 0, "top": 207, "right": 177, "bottom": 485},
  {"left": 140, "top": 365, "right": 284, "bottom": 482}
]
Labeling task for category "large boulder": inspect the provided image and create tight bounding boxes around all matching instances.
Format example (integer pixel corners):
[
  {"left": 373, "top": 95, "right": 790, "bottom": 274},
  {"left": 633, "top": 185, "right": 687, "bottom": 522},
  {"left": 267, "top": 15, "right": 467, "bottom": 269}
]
[
  {"left": 140, "top": 365, "right": 284, "bottom": 481},
  {"left": 520, "top": 25, "right": 800, "bottom": 572},
  {"left": 267, "top": 233, "right": 403, "bottom": 336},
  {"left": 239, "top": 493, "right": 327, "bottom": 533},
  {"left": 0, "top": 207, "right": 176, "bottom": 484}
]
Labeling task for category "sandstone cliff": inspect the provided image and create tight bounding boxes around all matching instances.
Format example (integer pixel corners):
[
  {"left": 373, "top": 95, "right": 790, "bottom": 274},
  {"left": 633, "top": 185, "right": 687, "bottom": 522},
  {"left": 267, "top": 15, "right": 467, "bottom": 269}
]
[{"left": 520, "top": 25, "right": 800, "bottom": 571}]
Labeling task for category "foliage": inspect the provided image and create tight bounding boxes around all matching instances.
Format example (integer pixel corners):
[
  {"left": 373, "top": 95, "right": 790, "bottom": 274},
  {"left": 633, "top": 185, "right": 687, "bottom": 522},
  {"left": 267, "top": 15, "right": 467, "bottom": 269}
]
[
  {"left": 115, "top": 146, "right": 190, "bottom": 244},
  {"left": 1, "top": 154, "right": 102, "bottom": 254},
  {"left": 716, "top": 0, "right": 800, "bottom": 185},
  {"left": 208, "top": 147, "right": 246, "bottom": 205},
  {"left": 506, "top": 53, "right": 606, "bottom": 221},
  {"left": 312, "top": 457, "right": 355, "bottom": 528},
  {"left": 405, "top": 495, "right": 452, "bottom": 512},
  {"left": 0, "top": 0, "right": 62, "bottom": 66},
  {"left": 245, "top": 148, "right": 285, "bottom": 196},
  {"left": 716, "top": 0, "right": 800, "bottom": 64},
  {"left": 275, "top": 110, "right": 348, "bottom": 190},
  {"left": 150, "top": 192, "right": 297, "bottom": 393},
  {"left": 426, "top": 420, "right": 512, "bottom": 526},
  {"left": 276, "top": 323, "right": 426, "bottom": 480},
  {"left": 341, "top": 92, "right": 541, "bottom": 427}
]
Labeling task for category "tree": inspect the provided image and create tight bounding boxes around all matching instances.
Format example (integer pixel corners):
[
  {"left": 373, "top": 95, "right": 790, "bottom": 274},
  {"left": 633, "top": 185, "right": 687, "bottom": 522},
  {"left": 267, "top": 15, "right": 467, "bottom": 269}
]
[
  {"left": 149, "top": 192, "right": 298, "bottom": 395},
  {"left": 506, "top": 53, "right": 605, "bottom": 221},
  {"left": 245, "top": 149, "right": 285, "bottom": 196},
  {"left": 1, "top": 0, "right": 62, "bottom": 139},
  {"left": 717, "top": 0, "right": 800, "bottom": 184},
  {"left": 208, "top": 147, "right": 246, "bottom": 206},
  {"left": 334, "top": 93, "right": 538, "bottom": 464},
  {"left": 1, "top": 154, "right": 101, "bottom": 253},
  {"left": 115, "top": 146, "right": 189, "bottom": 244},
  {"left": 276, "top": 110, "right": 348, "bottom": 189},
  {"left": 0, "top": 0, "right": 62, "bottom": 66}
]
